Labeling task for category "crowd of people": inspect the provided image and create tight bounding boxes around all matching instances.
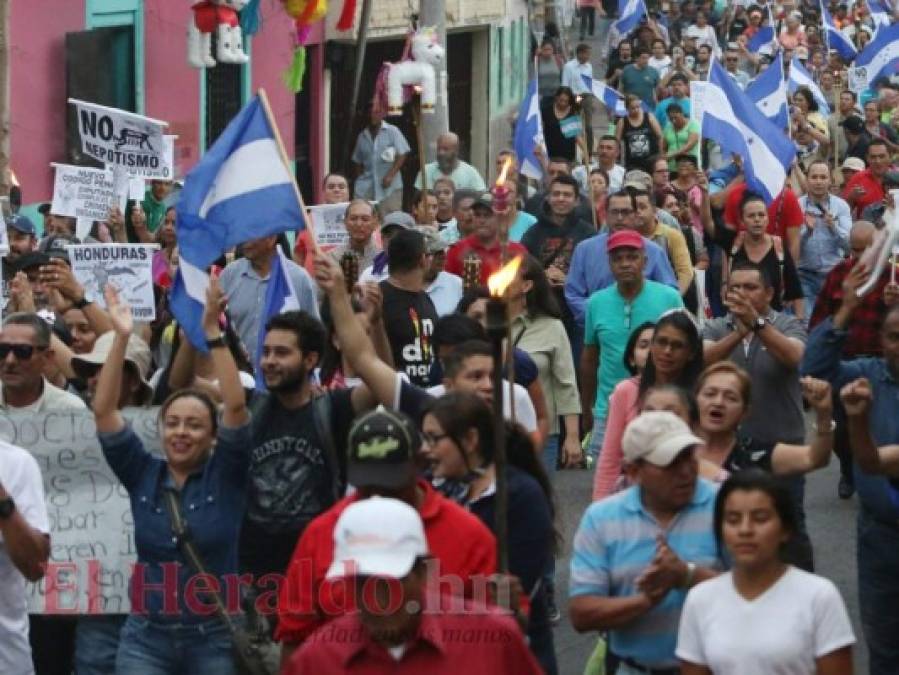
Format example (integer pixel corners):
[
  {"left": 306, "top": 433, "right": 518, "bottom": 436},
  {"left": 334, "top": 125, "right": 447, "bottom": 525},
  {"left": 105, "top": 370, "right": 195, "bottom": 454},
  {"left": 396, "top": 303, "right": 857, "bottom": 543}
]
[{"left": 2, "top": 1, "right": 899, "bottom": 674}]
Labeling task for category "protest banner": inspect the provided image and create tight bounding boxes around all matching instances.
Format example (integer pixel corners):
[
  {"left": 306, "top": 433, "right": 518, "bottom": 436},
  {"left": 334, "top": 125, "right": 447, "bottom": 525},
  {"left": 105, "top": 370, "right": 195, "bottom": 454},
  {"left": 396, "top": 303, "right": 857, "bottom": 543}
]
[
  {"left": 67, "top": 244, "right": 158, "bottom": 321},
  {"left": 51, "top": 164, "right": 117, "bottom": 222},
  {"left": 70, "top": 99, "right": 168, "bottom": 174},
  {"left": 6, "top": 408, "right": 159, "bottom": 614},
  {"left": 307, "top": 202, "right": 350, "bottom": 250},
  {"left": 125, "top": 135, "right": 176, "bottom": 181}
]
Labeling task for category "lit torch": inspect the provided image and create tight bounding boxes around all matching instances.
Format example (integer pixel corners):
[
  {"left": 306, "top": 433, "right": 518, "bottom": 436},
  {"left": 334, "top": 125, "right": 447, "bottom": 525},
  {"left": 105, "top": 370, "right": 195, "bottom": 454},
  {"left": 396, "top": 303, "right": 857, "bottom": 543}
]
[{"left": 492, "top": 156, "right": 514, "bottom": 213}]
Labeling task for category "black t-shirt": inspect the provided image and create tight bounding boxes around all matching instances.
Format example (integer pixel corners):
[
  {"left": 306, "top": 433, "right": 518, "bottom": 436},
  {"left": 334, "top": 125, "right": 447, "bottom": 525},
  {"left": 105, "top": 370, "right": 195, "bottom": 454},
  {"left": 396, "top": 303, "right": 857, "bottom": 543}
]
[
  {"left": 621, "top": 115, "right": 659, "bottom": 172},
  {"left": 540, "top": 101, "right": 578, "bottom": 162},
  {"left": 716, "top": 228, "right": 804, "bottom": 311},
  {"left": 723, "top": 436, "right": 775, "bottom": 474},
  {"left": 239, "top": 388, "right": 355, "bottom": 578},
  {"left": 379, "top": 280, "right": 438, "bottom": 387}
]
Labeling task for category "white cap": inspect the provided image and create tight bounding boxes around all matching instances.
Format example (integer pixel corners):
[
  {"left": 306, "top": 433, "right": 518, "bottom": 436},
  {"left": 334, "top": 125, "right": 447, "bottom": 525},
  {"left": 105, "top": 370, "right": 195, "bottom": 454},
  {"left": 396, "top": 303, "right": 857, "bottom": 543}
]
[
  {"left": 325, "top": 497, "right": 428, "bottom": 580},
  {"left": 622, "top": 411, "right": 704, "bottom": 467}
]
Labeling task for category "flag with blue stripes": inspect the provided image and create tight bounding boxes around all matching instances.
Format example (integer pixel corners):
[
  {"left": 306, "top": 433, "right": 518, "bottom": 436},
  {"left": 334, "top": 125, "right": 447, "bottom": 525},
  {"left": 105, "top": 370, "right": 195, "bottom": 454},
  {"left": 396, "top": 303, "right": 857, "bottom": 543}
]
[
  {"left": 868, "top": 0, "right": 892, "bottom": 34},
  {"left": 615, "top": 0, "right": 647, "bottom": 37},
  {"left": 582, "top": 74, "right": 627, "bottom": 116},
  {"left": 746, "top": 52, "right": 789, "bottom": 130},
  {"left": 849, "top": 22, "right": 899, "bottom": 93},
  {"left": 513, "top": 78, "right": 545, "bottom": 180},
  {"left": 747, "top": 5, "right": 776, "bottom": 52},
  {"left": 788, "top": 57, "right": 831, "bottom": 116},
  {"left": 700, "top": 61, "right": 796, "bottom": 204},
  {"left": 255, "top": 247, "right": 301, "bottom": 389},
  {"left": 820, "top": 0, "right": 857, "bottom": 60},
  {"left": 171, "top": 95, "right": 305, "bottom": 352}
]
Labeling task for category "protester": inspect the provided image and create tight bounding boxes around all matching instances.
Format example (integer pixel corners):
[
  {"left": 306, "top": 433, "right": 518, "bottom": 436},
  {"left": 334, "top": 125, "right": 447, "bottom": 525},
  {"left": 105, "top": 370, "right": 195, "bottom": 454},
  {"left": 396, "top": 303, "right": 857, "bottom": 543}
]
[
  {"left": 655, "top": 73, "right": 692, "bottom": 128},
  {"left": 433, "top": 176, "right": 456, "bottom": 231},
  {"left": 617, "top": 94, "right": 663, "bottom": 173},
  {"left": 541, "top": 87, "right": 585, "bottom": 163},
  {"left": 438, "top": 190, "right": 478, "bottom": 244},
  {"left": 536, "top": 39, "right": 564, "bottom": 106},
  {"left": 415, "top": 132, "right": 486, "bottom": 192},
  {"left": 351, "top": 102, "right": 409, "bottom": 212},
  {"left": 631, "top": 187, "right": 695, "bottom": 296},
  {"left": 420, "top": 227, "right": 463, "bottom": 316},
  {"left": 661, "top": 103, "right": 701, "bottom": 172},
  {"left": 842, "top": 139, "right": 892, "bottom": 218},
  {"left": 561, "top": 43, "right": 596, "bottom": 151},
  {"left": 360, "top": 210, "right": 415, "bottom": 282},
  {"left": 328, "top": 199, "right": 381, "bottom": 271},
  {"left": 293, "top": 172, "right": 351, "bottom": 275},
  {"left": 620, "top": 47, "right": 661, "bottom": 108}
]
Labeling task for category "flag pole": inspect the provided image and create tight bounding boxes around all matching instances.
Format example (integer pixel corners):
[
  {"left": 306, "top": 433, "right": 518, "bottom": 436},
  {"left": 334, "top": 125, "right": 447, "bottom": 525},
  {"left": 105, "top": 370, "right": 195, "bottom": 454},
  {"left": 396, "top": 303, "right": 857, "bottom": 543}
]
[{"left": 257, "top": 88, "right": 321, "bottom": 255}]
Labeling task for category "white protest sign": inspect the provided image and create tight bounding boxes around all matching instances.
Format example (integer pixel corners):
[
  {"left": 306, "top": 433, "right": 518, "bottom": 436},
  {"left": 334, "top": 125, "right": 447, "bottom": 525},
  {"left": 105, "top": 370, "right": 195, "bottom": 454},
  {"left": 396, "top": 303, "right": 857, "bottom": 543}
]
[
  {"left": 308, "top": 202, "right": 349, "bottom": 250},
  {"left": 128, "top": 176, "right": 146, "bottom": 200},
  {"left": 690, "top": 81, "right": 709, "bottom": 132},
  {"left": 126, "top": 135, "right": 176, "bottom": 181},
  {"left": 51, "top": 164, "right": 116, "bottom": 221},
  {"left": 67, "top": 244, "right": 157, "bottom": 321},
  {"left": 70, "top": 99, "right": 168, "bottom": 175},
  {"left": 10, "top": 408, "right": 159, "bottom": 614}
]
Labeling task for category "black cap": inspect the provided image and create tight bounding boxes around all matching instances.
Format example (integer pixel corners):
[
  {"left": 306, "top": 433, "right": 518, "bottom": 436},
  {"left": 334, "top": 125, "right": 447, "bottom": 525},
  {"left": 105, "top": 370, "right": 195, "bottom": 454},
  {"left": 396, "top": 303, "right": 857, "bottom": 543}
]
[
  {"left": 38, "top": 235, "right": 77, "bottom": 263},
  {"left": 471, "top": 192, "right": 493, "bottom": 212},
  {"left": 347, "top": 409, "right": 420, "bottom": 489},
  {"left": 841, "top": 116, "right": 865, "bottom": 134}
]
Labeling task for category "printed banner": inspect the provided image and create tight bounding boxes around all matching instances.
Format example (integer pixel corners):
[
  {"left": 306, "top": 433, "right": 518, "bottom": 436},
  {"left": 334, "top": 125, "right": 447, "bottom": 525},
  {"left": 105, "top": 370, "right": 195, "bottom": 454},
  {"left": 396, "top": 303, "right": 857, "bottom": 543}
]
[
  {"left": 14, "top": 409, "right": 159, "bottom": 614},
  {"left": 127, "top": 135, "right": 176, "bottom": 181},
  {"left": 71, "top": 99, "right": 167, "bottom": 173},
  {"left": 67, "top": 244, "right": 157, "bottom": 321},
  {"left": 51, "top": 164, "right": 117, "bottom": 222},
  {"left": 307, "top": 202, "right": 350, "bottom": 250}
]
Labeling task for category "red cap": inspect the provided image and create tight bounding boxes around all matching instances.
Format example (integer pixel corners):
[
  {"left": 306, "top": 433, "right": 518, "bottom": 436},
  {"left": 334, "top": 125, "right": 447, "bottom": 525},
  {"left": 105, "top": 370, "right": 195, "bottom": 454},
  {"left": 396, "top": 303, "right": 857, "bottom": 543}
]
[{"left": 607, "top": 229, "right": 645, "bottom": 252}]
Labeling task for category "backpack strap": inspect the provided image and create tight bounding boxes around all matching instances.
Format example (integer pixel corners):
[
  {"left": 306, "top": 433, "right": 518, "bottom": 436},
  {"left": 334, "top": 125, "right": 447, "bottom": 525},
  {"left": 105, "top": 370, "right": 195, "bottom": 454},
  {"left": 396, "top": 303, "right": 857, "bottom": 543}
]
[{"left": 311, "top": 393, "right": 343, "bottom": 502}]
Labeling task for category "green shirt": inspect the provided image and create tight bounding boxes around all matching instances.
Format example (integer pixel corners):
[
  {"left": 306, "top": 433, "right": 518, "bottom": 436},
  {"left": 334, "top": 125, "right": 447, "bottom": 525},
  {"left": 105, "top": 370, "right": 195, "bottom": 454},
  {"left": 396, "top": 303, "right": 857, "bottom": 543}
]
[{"left": 663, "top": 120, "right": 701, "bottom": 171}]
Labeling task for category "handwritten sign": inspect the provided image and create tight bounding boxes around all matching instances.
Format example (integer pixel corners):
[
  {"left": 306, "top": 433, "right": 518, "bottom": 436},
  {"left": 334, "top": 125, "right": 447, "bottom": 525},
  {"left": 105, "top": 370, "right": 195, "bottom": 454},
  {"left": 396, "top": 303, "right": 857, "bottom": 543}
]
[
  {"left": 2, "top": 409, "right": 161, "bottom": 614},
  {"left": 308, "top": 202, "right": 349, "bottom": 250},
  {"left": 51, "top": 164, "right": 117, "bottom": 222},
  {"left": 67, "top": 245, "right": 158, "bottom": 321}
]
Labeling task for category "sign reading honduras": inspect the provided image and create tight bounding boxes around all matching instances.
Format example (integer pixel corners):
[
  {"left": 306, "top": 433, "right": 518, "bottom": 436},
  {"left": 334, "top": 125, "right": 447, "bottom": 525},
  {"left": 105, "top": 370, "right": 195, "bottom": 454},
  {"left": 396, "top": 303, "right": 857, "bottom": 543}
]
[
  {"left": 746, "top": 51, "right": 789, "bottom": 130},
  {"left": 849, "top": 22, "right": 899, "bottom": 93},
  {"left": 615, "top": 0, "right": 647, "bottom": 36},
  {"left": 70, "top": 99, "right": 167, "bottom": 172},
  {"left": 513, "top": 78, "right": 545, "bottom": 180},
  {"left": 172, "top": 94, "right": 305, "bottom": 353},
  {"left": 700, "top": 61, "right": 796, "bottom": 205}
]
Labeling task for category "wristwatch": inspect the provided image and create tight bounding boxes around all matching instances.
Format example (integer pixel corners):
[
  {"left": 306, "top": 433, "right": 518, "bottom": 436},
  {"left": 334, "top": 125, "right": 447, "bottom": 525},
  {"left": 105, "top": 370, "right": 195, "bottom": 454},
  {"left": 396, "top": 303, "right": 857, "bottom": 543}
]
[
  {"left": 72, "top": 296, "right": 91, "bottom": 310},
  {"left": 0, "top": 496, "right": 16, "bottom": 521},
  {"left": 752, "top": 316, "right": 767, "bottom": 332},
  {"left": 205, "top": 335, "right": 227, "bottom": 350}
]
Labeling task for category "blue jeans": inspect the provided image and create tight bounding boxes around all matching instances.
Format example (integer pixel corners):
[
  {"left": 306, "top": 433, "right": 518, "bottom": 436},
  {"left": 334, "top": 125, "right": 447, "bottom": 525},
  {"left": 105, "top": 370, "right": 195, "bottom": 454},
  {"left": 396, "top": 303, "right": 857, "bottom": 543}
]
[
  {"left": 585, "top": 417, "right": 607, "bottom": 463},
  {"left": 544, "top": 434, "right": 559, "bottom": 474},
  {"left": 76, "top": 615, "right": 125, "bottom": 674},
  {"left": 857, "top": 509, "right": 899, "bottom": 675},
  {"left": 115, "top": 615, "right": 237, "bottom": 675},
  {"left": 799, "top": 269, "right": 826, "bottom": 325}
]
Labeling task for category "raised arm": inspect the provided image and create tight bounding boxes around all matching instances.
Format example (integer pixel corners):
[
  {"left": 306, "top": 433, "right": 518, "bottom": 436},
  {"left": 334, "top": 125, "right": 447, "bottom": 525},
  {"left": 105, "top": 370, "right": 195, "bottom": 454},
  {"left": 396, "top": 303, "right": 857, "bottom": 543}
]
[
  {"left": 842, "top": 378, "right": 899, "bottom": 476},
  {"left": 92, "top": 286, "right": 131, "bottom": 434},
  {"left": 202, "top": 277, "right": 249, "bottom": 429},
  {"left": 771, "top": 378, "right": 833, "bottom": 474}
]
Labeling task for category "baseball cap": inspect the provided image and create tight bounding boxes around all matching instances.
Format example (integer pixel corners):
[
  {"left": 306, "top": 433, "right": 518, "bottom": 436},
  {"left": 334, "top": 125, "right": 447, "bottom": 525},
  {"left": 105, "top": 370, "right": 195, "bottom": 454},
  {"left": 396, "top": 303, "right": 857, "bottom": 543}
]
[
  {"left": 346, "top": 408, "right": 421, "bottom": 489},
  {"left": 8, "top": 214, "right": 36, "bottom": 236},
  {"left": 416, "top": 226, "right": 448, "bottom": 254},
  {"left": 841, "top": 157, "right": 865, "bottom": 172},
  {"left": 39, "top": 235, "right": 78, "bottom": 262},
  {"left": 325, "top": 497, "right": 428, "bottom": 580},
  {"left": 381, "top": 211, "right": 415, "bottom": 233},
  {"left": 13, "top": 251, "right": 50, "bottom": 271},
  {"left": 841, "top": 116, "right": 865, "bottom": 134},
  {"left": 622, "top": 411, "right": 704, "bottom": 466},
  {"left": 471, "top": 192, "right": 494, "bottom": 211},
  {"left": 71, "top": 332, "right": 154, "bottom": 403},
  {"left": 607, "top": 229, "right": 645, "bottom": 252},
  {"left": 623, "top": 170, "right": 653, "bottom": 191}
]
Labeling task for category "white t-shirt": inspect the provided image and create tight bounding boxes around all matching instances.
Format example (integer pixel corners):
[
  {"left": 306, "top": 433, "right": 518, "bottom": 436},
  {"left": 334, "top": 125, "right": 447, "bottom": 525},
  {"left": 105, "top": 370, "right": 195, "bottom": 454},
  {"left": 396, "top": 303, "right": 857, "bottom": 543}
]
[
  {"left": 676, "top": 567, "right": 855, "bottom": 674},
  {"left": 0, "top": 440, "right": 50, "bottom": 675},
  {"left": 426, "top": 382, "right": 538, "bottom": 433}
]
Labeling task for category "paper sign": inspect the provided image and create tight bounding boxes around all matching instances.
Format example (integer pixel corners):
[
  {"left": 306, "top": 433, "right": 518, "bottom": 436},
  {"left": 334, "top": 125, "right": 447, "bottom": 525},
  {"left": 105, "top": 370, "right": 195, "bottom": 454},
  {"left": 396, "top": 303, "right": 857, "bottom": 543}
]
[
  {"left": 71, "top": 99, "right": 168, "bottom": 174},
  {"left": 127, "top": 135, "right": 176, "bottom": 181},
  {"left": 51, "top": 164, "right": 116, "bottom": 222},
  {"left": 67, "top": 244, "right": 158, "bottom": 321},
  {"left": 307, "top": 202, "right": 350, "bottom": 250},
  {"left": 690, "top": 81, "right": 709, "bottom": 132},
  {"left": 128, "top": 177, "right": 145, "bottom": 200}
]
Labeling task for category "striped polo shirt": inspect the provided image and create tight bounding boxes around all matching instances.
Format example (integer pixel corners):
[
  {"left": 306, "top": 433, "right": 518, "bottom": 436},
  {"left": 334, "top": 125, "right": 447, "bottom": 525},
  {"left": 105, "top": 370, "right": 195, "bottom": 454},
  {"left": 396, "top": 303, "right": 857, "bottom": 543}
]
[{"left": 569, "top": 479, "right": 721, "bottom": 669}]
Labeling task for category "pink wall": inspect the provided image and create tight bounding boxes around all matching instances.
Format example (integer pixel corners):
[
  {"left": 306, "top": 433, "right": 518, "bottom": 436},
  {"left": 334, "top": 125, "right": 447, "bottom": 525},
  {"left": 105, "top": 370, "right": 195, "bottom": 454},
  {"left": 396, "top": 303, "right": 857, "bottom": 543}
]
[{"left": 10, "top": 0, "right": 86, "bottom": 201}]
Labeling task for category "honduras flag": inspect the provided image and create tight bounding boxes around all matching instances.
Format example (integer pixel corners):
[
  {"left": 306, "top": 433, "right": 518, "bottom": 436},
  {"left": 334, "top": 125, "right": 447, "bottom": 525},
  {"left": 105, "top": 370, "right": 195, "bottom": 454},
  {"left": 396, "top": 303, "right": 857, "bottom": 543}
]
[
  {"left": 171, "top": 94, "right": 305, "bottom": 353},
  {"left": 849, "top": 22, "right": 899, "bottom": 93},
  {"left": 254, "top": 247, "right": 301, "bottom": 389},
  {"left": 747, "top": 5, "right": 776, "bottom": 52},
  {"left": 513, "top": 78, "right": 545, "bottom": 180},
  {"left": 868, "top": 0, "right": 892, "bottom": 34},
  {"left": 746, "top": 52, "right": 789, "bottom": 130},
  {"left": 820, "top": 0, "right": 857, "bottom": 60},
  {"left": 700, "top": 61, "right": 796, "bottom": 204},
  {"left": 582, "top": 74, "right": 627, "bottom": 116},
  {"left": 788, "top": 57, "right": 831, "bottom": 115},
  {"left": 614, "top": 0, "right": 647, "bottom": 37}
]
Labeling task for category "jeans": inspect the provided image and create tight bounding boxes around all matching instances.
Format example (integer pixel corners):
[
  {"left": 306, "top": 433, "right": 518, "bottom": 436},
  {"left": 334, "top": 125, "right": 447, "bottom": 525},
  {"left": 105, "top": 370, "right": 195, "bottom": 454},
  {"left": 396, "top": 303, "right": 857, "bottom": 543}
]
[
  {"left": 76, "top": 615, "right": 125, "bottom": 674},
  {"left": 115, "top": 615, "right": 237, "bottom": 675},
  {"left": 857, "top": 509, "right": 899, "bottom": 675},
  {"left": 799, "top": 269, "right": 826, "bottom": 325},
  {"left": 579, "top": 7, "right": 596, "bottom": 37},
  {"left": 544, "top": 434, "right": 560, "bottom": 474},
  {"left": 585, "top": 416, "right": 607, "bottom": 462}
]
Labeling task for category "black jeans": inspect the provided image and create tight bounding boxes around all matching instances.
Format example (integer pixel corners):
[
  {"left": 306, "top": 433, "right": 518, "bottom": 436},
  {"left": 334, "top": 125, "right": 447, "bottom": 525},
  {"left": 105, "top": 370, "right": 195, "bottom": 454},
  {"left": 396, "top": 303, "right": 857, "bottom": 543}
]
[{"left": 580, "top": 7, "right": 596, "bottom": 37}]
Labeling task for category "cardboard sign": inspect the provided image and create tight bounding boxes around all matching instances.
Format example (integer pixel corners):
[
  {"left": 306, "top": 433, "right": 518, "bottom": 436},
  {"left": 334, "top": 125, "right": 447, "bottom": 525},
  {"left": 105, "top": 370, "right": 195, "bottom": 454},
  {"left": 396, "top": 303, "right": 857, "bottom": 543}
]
[
  {"left": 51, "top": 165, "right": 117, "bottom": 222},
  {"left": 307, "top": 203, "right": 350, "bottom": 250},
  {"left": 67, "top": 245, "right": 158, "bottom": 321},
  {"left": 71, "top": 99, "right": 168, "bottom": 174}
]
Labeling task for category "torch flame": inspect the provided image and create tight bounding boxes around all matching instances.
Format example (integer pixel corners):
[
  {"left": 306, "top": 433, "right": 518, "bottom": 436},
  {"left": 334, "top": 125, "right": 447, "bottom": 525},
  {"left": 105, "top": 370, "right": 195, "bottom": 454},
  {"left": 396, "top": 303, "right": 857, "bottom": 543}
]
[
  {"left": 496, "top": 156, "right": 513, "bottom": 187},
  {"left": 488, "top": 256, "right": 522, "bottom": 297}
]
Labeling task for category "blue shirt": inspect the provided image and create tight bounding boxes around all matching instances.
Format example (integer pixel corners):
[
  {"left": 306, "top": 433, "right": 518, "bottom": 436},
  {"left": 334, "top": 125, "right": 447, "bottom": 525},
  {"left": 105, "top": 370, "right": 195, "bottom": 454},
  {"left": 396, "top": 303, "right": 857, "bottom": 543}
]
[
  {"left": 565, "top": 233, "right": 678, "bottom": 326},
  {"left": 351, "top": 121, "right": 410, "bottom": 201},
  {"left": 797, "top": 195, "right": 851, "bottom": 275},
  {"left": 655, "top": 95, "right": 692, "bottom": 128},
  {"left": 508, "top": 211, "right": 539, "bottom": 242},
  {"left": 801, "top": 319, "right": 899, "bottom": 523},
  {"left": 98, "top": 422, "right": 252, "bottom": 622},
  {"left": 570, "top": 480, "right": 721, "bottom": 669}
]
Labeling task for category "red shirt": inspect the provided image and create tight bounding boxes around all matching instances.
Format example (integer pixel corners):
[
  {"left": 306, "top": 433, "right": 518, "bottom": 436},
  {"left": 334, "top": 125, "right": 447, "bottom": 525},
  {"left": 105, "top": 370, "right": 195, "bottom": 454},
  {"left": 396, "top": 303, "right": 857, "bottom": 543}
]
[
  {"left": 275, "top": 480, "right": 497, "bottom": 644},
  {"left": 444, "top": 236, "right": 528, "bottom": 286},
  {"left": 841, "top": 169, "right": 885, "bottom": 219},
  {"left": 284, "top": 592, "right": 543, "bottom": 674},
  {"left": 723, "top": 184, "right": 803, "bottom": 239}
]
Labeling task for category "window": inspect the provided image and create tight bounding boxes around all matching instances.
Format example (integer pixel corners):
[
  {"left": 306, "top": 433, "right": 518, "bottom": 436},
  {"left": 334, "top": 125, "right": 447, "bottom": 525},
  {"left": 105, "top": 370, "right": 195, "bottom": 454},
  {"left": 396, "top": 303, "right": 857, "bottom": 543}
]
[{"left": 203, "top": 33, "right": 249, "bottom": 148}]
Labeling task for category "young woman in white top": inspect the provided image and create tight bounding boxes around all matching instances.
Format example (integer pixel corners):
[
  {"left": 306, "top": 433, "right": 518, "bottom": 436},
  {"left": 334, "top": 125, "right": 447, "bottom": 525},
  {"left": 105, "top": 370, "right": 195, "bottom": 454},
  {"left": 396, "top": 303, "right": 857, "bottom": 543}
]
[{"left": 677, "top": 470, "right": 855, "bottom": 675}]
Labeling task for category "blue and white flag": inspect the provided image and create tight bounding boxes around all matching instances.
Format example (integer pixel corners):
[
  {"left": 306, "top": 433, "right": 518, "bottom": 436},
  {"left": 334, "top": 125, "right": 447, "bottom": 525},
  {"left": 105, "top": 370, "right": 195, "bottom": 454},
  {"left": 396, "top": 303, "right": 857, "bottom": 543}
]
[
  {"left": 788, "top": 57, "right": 831, "bottom": 115},
  {"left": 747, "top": 5, "right": 777, "bottom": 52},
  {"left": 171, "top": 95, "right": 305, "bottom": 352},
  {"left": 849, "top": 22, "right": 899, "bottom": 93},
  {"left": 614, "top": 0, "right": 647, "bottom": 37},
  {"left": 254, "top": 247, "right": 300, "bottom": 389},
  {"left": 746, "top": 52, "right": 789, "bottom": 130},
  {"left": 513, "top": 78, "right": 545, "bottom": 180},
  {"left": 700, "top": 61, "right": 796, "bottom": 204},
  {"left": 582, "top": 74, "right": 627, "bottom": 116},
  {"left": 820, "top": 0, "right": 857, "bottom": 60},
  {"left": 869, "top": 0, "right": 892, "bottom": 34}
]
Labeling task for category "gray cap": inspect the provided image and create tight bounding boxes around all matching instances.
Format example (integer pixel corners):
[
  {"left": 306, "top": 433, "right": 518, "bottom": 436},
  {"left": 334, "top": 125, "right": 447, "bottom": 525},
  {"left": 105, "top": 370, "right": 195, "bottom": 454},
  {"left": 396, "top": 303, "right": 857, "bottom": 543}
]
[
  {"left": 623, "top": 170, "right": 653, "bottom": 191},
  {"left": 416, "top": 226, "right": 449, "bottom": 253},
  {"left": 381, "top": 211, "right": 416, "bottom": 232},
  {"left": 471, "top": 192, "right": 493, "bottom": 211}
]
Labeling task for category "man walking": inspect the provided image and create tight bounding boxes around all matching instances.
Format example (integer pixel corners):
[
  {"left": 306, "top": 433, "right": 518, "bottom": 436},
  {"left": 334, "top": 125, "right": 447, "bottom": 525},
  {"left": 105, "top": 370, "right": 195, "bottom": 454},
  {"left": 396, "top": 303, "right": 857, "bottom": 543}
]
[{"left": 351, "top": 103, "right": 410, "bottom": 214}]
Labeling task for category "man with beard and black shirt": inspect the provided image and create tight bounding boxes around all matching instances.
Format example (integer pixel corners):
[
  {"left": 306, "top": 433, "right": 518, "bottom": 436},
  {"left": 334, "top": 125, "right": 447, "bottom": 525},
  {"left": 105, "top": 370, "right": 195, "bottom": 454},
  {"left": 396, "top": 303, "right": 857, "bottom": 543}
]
[{"left": 379, "top": 229, "right": 439, "bottom": 386}]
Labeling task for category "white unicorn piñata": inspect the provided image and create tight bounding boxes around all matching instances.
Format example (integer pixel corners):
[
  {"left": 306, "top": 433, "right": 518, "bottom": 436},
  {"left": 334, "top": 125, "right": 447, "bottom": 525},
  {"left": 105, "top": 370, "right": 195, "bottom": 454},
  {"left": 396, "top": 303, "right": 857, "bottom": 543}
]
[
  {"left": 188, "top": 0, "right": 250, "bottom": 69},
  {"left": 386, "top": 27, "right": 445, "bottom": 116}
]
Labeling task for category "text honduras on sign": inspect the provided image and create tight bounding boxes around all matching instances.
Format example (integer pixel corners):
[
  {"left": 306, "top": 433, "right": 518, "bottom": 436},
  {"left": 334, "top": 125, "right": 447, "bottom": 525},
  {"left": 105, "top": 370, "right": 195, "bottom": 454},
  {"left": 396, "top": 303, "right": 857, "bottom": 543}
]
[
  {"left": 71, "top": 99, "right": 168, "bottom": 175},
  {"left": 171, "top": 93, "right": 306, "bottom": 353}
]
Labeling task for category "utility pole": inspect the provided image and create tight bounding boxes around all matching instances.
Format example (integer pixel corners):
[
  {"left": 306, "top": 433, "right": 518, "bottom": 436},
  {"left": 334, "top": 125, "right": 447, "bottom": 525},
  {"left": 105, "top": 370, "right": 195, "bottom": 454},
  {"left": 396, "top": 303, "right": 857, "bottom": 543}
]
[
  {"left": 0, "top": 0, "right": 10, "bottom": 200},
  {"left": 418, "top": 0, "right": 448, "bottom": 163}
]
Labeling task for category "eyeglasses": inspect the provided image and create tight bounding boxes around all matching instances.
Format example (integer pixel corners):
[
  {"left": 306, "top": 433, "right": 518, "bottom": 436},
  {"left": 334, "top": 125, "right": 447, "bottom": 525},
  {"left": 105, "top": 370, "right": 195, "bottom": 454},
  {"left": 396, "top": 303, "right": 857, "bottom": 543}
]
[
  {"left": 421, "top": 432, "right": 451, "bottom": 446},
  {"left": 0, "top": 343, "right": 44, "bottom": 360}
]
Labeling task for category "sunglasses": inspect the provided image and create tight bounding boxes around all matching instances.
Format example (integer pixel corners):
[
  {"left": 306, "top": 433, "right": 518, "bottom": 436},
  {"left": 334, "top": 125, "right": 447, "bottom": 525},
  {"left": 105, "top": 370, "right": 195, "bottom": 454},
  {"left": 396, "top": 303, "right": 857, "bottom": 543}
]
[{"left": 0, "top": 343, "right": 44, "bottom": 360}]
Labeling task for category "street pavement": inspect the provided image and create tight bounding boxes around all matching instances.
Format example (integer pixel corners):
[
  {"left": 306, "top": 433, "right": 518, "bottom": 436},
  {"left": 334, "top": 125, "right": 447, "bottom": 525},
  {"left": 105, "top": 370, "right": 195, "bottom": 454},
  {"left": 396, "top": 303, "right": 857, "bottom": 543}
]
[{"left": 548, "top": 457, "right": 866, "bottom": 674}]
